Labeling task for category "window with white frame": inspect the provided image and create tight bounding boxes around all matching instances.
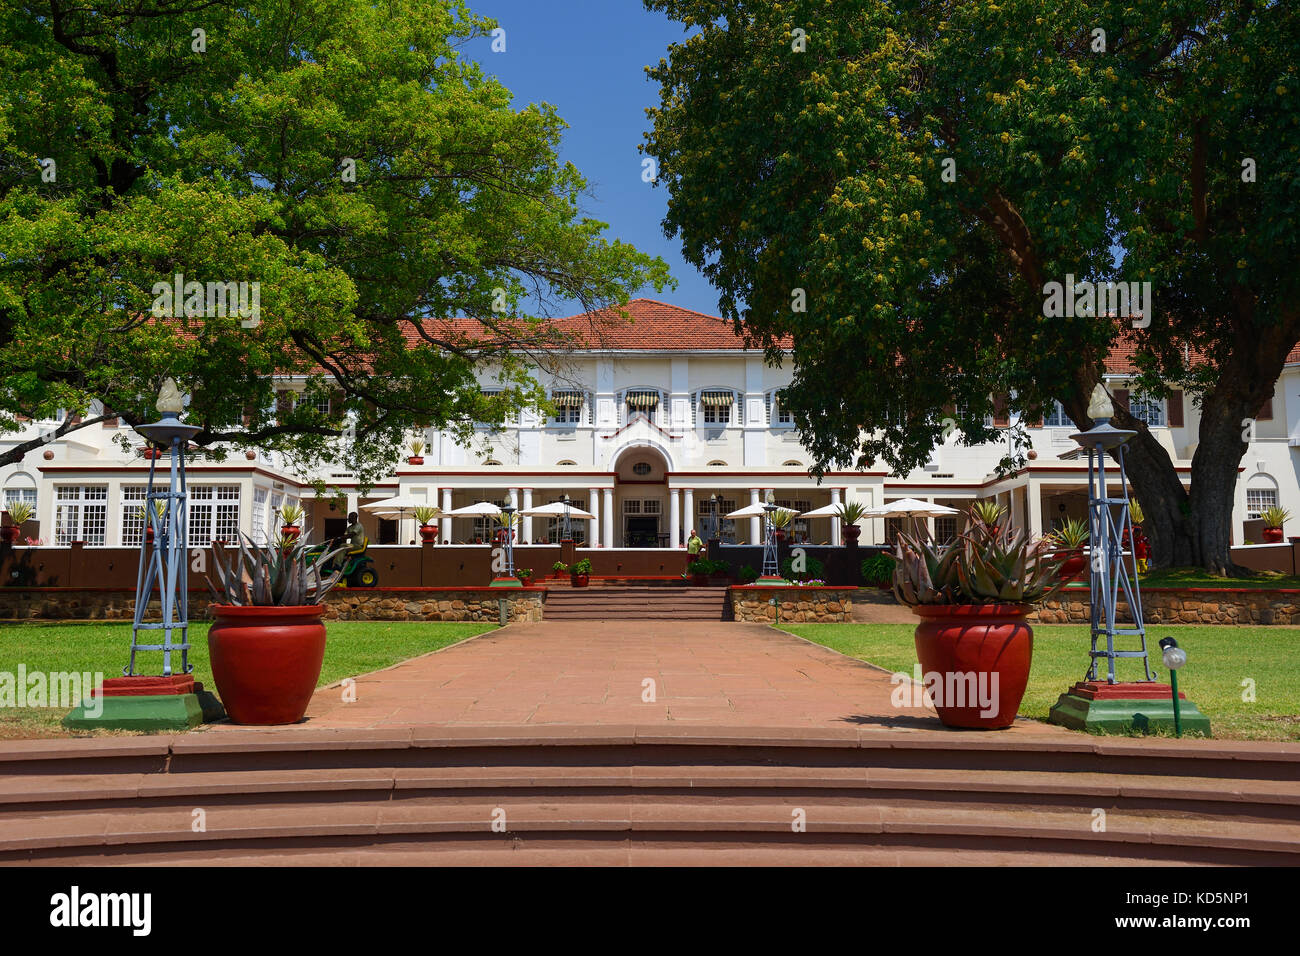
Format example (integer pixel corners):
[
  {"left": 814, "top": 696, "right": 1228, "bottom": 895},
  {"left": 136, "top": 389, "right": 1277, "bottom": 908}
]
[
  {"left": 1246, "top": 487, "right": 1279, "bottom": 520},
  {"left": 3, "top": 485, "right": 36, "bottom": 512},
  {"left": 471, "top": 498, "right": 509, "bottom": 541},
  {"left": 475, "top": 390, "right": 503, "bottom": 429},
  {"left": 1045, "top": 400, "right": 1070, "bottom": 428},
  {"left": 189, "top": 485, "right": 241, "bottom": 546},
  {"left": 251, "top": 488, "right": 269, "bottom": 543},
  {"left": 624, "top": 389, "right": 660, "bottom": 425},
  {"left": 1129, "top": 393, "right": 1167, "bottom": 427},
  {"left": 699, "top": 390, "right": 733, "bottom": 425},
  {"left": 54, "top": 485, "right": 108, "bottom": 545},
  {"left": 935, "top": 515, "right": 959, "bottom": 543},
  {"left": 120, "top": 486, "right": 148, "bottom": 547},
  {"left": 550, "top": 391, "right": 584, "bottom": 425}
]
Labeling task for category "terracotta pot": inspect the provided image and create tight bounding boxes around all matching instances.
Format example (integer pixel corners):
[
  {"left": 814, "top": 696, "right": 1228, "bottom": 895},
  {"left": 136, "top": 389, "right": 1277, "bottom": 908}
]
[
  {"left": 1263, "top": 527, "right": 1284, "bottom": 543},
  {"left": 1053, "top": 548, "right": 1086, "bottom": 581},
  {"left": 207, "top": 604, "right": 326, "bottom": 725},
  {"left": 408, "top": 456, "right": 424, "bottom": 465},
  {"left": 570, "top": 573, "right": 590, "bottom": 588},
  {"left": 0, "top": 526, "right": 19, "bottom": 545},
  {"left": 842, "top": 524, "right": 862, "bottom": 545},
  {"left": 281, "top": 525, "right": 301, "bottom": 541},
  {"left": 912, "top": 604, "right": 1032, "bottom": 730},
  {"left": 145, "top": 526, "right": 154, "bottom": 545},
  {"left": 774, "top": 530, "right": 786, "bottom": 543},
  {"left": 552, "top": 569, "right": 567, "bottom": 579},
  {"left": 419, "top": 524, "right": 437, "bottom": 544}
]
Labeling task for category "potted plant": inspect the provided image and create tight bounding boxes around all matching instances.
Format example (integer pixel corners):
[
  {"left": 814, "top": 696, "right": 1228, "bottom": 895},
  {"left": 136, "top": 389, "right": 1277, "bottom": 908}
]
[
  {"left": 413, "top": 505, "right": 439, "bottom": 544},
  {"left": 970, "top": 499, "right": 1005, "bottom": 536},
  {"left": 2, "top": 500, "right": 34, "bottom": 545},
  {"left": 707, "top": 558, "right": 731, "bottom": 585},
  {"left": 1261, "top": 506, "right": 1291, "bottom": 544},
  {"left": 893, "top": 524, "right": 1067, "bottom": 729},
  {"left": 780, "top": 553, "right": 825, "bottom": 583},
  {"left": 1048, "top": 517, "right": 1089, "bottom": 580},
  {"left": 407, "top": 437, "right": 425, "bottom": 465},
  {"left": 205, "top": 534, "right": 346, "bottom": 725},
  {"left": 552, "top": 560, "right": 569, "bottom": 580},
  {"left": 516, "top": 567, "right": 535, "bottom": 584},
  {"left": 836, "top": 500, "right": 869, "bottom": 545},
  {"left": 686, "top": 558, "right": 711, "bottom": 586},
  {"left": 769, "top": 508, "right": 793, "bottom": 542},
  {"left": 569, "top": 557, "right": 592, "bottom": 588},
  {"left": 278, "top": 503, "right": 304, "bottom": 540},
  {"left": 860, "top": 552, "right": 895, "bottom": 589}
]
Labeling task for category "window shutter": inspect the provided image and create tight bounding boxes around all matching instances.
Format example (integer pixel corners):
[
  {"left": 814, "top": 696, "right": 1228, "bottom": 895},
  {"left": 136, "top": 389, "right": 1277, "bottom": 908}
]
[
  {"left": 1257, "top": 395, "right": 1274, "bottom": 421},
  {"left": 1167, "top": 390, "right": 1185, "bottom": 427},
  {"left": 992, "top": 394, "right": 1009, "bottom": 427}
]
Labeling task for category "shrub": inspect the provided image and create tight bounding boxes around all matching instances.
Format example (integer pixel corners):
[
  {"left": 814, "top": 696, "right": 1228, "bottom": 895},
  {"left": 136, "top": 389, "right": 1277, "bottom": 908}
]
[
  {"left": 738, "top": 565, "right": 760, "bottom": 583},
  {"left": 552, "top": 560, "right": 568, "bottom": 573},
  {"left": 860, "top": 553, "right": 895, "bottom": 585},
  {"left": 780, "top": 554, "right": 825, "bottom": 581},
  {"left": 570, "top": 558, "right": 592, "bottom": 575}
]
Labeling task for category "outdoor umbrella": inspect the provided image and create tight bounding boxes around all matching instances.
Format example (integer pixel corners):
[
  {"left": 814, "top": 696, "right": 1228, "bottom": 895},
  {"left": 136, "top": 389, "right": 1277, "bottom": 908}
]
[
  {"left": 520, "top": 501, "right": 597, "bottom": 520},
  {"left": 798, "top": 502, "right": 850, "bottom": 518},
  {"left": 444, "top": 502, "right": 503, "bottom": 516},
  {"left": 724, "top": 502, "right": 800, "bottom": 519},
  {"left": 360, "top": 495, "right": 440, "bottom": 519},
  {"left": 865, "top": 497, "right": 959, "bottom": 540}
]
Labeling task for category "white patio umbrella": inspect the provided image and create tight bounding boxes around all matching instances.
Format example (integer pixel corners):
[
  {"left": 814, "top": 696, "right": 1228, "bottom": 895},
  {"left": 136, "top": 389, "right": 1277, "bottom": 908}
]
[
  {"left": 444, "top": 501, "right": 503, "bottom": 517},
  {"left": 520, "top": 501, "right": 596, "bottom": 520},
  {"left": 799, "top": 502, "right": 850, "bottom": 518},
  {"left": 865, "top": 497, "right": 959, "bottom": 518},
  {"left": 360, "top": 495, "right": 440, "bottom": 519},
  {"left": 725, "top": 502, "right": 800, "bottom": 519}
]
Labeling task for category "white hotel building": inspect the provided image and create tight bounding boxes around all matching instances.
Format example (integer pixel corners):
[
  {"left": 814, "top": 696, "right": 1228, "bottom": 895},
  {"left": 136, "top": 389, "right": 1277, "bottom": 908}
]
[{"left": 2, "top": 300, "right": 1296, "bottom": 550}]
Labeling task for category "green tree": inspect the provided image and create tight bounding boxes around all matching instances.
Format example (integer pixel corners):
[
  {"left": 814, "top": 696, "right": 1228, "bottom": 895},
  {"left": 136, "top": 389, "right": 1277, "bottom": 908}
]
[
  {"left": 643, "top": 0, "right": 1299, "bottom": 574},
  {"left": 0, "top": 0, "right": 670, "bottom": 487}
]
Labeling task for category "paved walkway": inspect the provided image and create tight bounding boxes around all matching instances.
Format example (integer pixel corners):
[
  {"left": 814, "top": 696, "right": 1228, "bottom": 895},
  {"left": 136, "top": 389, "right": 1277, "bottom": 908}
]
[{"left": 218, "top": 621, "right": 1065, "bottom": 735}]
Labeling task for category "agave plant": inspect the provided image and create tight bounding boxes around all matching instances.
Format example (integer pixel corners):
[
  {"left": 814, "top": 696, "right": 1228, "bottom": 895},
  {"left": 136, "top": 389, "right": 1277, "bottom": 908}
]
[
  {"left": 1128, "top": 498, "right": 1145, "bottom": 525},
  {"left": 956, "top": 526, "right": 1069, "bottom": 604},
  {"left": 1260, "top": 505, "right": 1291, "bottom": 530},
  {"left": 278, "top": 503, "right": 304, "bottom": 526},
  {"left": 768, "top": 508, "right": 794, "bottom": 529},
  {"left": 207, "top": 532, "right": 346, "bottom": 607},
  {"left": 836, "top": 500, "right": 869, "bottom": 524},
  {"left": 892, "top": 529, "right": 963, "bottom": 606},
  {"left": 409, "top": 437, "right": 426, "bottom": 457},
  {"left": 4, "top": 500, "right": 34, "bottom": 525},
  {"left": 413, "top": 505, "right": 439, "bottom": 526},
  {"left": 1050, "top": 517, "right": 1090, "bottom": 549},
  {"left": 970, "top": 499, "right": 1005, "bottom": 529}
]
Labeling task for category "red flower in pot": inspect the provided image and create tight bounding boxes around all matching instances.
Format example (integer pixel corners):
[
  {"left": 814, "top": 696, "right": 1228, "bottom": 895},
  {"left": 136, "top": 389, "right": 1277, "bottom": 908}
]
[
  {"left": 205, "top": 534, "right": 348, "bottom": 725},
  {"left": 892, "top": 524, "right": 1068, "bottom": 729}
]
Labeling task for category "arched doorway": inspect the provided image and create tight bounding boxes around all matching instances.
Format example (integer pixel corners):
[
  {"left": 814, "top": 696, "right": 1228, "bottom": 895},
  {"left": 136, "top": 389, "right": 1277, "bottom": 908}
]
[{"left": 612, "top": 444, "right": 671, "bottom": 547}]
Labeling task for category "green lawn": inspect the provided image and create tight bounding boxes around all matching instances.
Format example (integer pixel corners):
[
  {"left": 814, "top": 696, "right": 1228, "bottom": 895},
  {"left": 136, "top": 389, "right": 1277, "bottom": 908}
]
[
  {"left": 781, "top": 622, "right": 1300, "bottom": 741},
  {"left": 1133, "top": 566, "right": 1300, "bottom": 590},
  {"left": 0, "top": 620, "right": 495, "bottom": 738}
]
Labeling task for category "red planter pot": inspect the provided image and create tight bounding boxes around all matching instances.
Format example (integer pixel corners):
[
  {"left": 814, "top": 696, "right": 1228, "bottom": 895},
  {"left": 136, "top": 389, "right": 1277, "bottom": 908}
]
[
  {"left": 0, "top": 526, "right": 19, "bottom": 545},
  {"left": 1263, "top": 527, "right": 1284, "bottom": 543},
  {"left": 281, "top": 525, "right": 301, "bottom": 541},
  {"left": 408, "top": 456, "right": 424, "bottom": 465},
  {"left": 419, "top": 525, "right": 437, "bottom": 544},
  {"left": 842, "top": 524, "right": 861, "bottom": 545},
  {"left": 208, "top": 605, "right": 327, "bottom": 725},
  {"left": 912, "top": 604, "right": 1033, "bottom": 730},
  {"left": 1052, "top": 548, "right": 1086, "bottom": 581},
  {"left": 570, "top": 573, "right": 590, "bottom": 588}
]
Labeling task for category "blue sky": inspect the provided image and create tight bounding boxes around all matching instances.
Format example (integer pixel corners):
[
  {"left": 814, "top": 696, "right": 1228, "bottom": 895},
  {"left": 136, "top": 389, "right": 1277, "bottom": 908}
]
[{"left": 464, "top": 0, "right": 715, "bottom": 317}]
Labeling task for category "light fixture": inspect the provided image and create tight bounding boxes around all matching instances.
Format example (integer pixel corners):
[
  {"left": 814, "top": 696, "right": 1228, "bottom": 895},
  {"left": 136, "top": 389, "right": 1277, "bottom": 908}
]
[
  {"left": 1086, "top": 383, "right": 1114, "bottom": 421},
  {"left": 1158, "top": 637, "right": 1187, "bottom": 737}
]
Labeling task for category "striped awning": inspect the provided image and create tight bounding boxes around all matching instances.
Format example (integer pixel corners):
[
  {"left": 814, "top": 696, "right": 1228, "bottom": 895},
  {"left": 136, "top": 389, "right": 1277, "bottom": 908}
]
[
  {"left": 700, "top": 390, "right": 734, "bottom": 407},
  {"left": 551, "top": 390, "right": 584, "bottom": 407},
  {"left": 625, "top": 390, "right": 660, "bottom": 409}
]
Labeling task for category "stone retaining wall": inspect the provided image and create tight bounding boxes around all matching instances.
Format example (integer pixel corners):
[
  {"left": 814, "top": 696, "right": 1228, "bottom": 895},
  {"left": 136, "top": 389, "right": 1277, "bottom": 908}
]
[
  {"left": 729, "top": 586, "right": 854, "bottom": 623},
  {"left": 0, "top": 588, "right": 545, "bottom": 624},
  {"left": 1030, "top": 587, "right": 1300, "bottom": 626}
]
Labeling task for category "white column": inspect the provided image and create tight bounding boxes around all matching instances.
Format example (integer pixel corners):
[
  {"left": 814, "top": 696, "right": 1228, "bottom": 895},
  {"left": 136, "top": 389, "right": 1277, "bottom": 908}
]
[
  {"left": 669, "top": 489, "right": 681, "bottom": 548},
  {"left": 521, "top": 488, "right": 533, "bottom": 543},
  {"left": 830, "top": 487, "right": 842, "bottom": 546},
  {"left": 589, "top": 487, "right": 600, "bottom": 547},
  {"left": 1027, "top": 485, "right": 1043, "bottom": 538},
  {"left": 749, "top": 488, "right": 761, "bottom": 545},
  {"left": 683, "top": 488, "right": 695, "bottom": 539},
  {"left": 441, "top": 488, "right": 452, "bottom": 543},
  {"left": 603, "top": 488, "right": 615, "bottom": 547}
]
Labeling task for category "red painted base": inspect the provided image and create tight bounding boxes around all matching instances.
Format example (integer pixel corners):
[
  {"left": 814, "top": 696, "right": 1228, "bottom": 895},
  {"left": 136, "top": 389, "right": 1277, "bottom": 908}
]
[
  {"left": 1067, "top": 680, "right": 1186, "bottom": 701},
  {"left": 97, "top": 675, "right": 196, "bottom": 697}
]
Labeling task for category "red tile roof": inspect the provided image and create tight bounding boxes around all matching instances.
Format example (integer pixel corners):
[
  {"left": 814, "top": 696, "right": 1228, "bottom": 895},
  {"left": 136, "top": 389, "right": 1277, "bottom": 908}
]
[{"left": 406, "top": 298, "right": 782, "bottom": 351}]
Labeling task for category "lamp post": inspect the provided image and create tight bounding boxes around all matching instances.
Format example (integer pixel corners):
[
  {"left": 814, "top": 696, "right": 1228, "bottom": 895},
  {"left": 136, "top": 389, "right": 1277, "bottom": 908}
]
[
  {"left": 1158, "top": 637, "right": 1187, "bottom": 737},
  {"left": 710, "top": 494, "right": 719, "bottom": 541},
  {"left": 560, "top": 494, "right": 573, "bottom": 542},
  {"left": 1048, "top": 385, "right": 1210, "bottom": 735},
  {"left": 128, "top": 378, "right": 202, "bottom": 677},
  {"left": 755, "top": 498, "right": 787, "bottom": 586},
  {"left": 490, "top": 505, "right": 521, "bottom": 587}
]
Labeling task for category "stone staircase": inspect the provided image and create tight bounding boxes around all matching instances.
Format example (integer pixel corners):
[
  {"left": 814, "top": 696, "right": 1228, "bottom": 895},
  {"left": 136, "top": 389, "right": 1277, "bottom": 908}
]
[
  {"left": 2, "top": 728, "right": 1297, "bottom": 866},
  {"left": 544, "top": 586, "right": 731, "bottom": 621}
]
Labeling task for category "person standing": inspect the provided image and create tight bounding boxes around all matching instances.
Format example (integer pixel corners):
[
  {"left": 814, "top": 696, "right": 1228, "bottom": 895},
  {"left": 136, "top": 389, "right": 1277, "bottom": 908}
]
[{"left": 686, "top": 529, "right": 703, "bottom": 555}]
